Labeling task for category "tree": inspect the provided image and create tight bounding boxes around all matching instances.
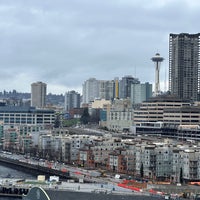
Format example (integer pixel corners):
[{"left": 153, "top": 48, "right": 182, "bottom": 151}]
[
  {"left": 62, "top": 118, "right": 79, "bottom": 127},
  {"left": 80, "top": 108, "right": 90, "bottom": 125},
  {"left": 140, "top": 163, "right": 144, "bottom": 178},
  {"left": 54, "top": 113, "right": 61, "bottom": 128},
  {"left": 90, "top": 109, "right": 100, "bottom": 123},
  {"left": 179, "top": 167, "right": 183, "bottom": 184}
]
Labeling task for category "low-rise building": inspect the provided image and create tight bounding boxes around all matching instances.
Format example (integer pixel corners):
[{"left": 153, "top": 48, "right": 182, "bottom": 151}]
[
  {"left": 0, "top": 105, "right": 55, "bottom": 126},
  {"left": 171, "top": 148, "right": 182, "bottom": 183},
  {"left": 134, "top": 95, "right": 190, "bottom": 126},
  {"left": 163, "top": 106, "right": 200, "bottom": 127},
  {"left": 155, "top": 145, "right": 173, "bottom": 181},
  {"left": 78, "top": 145, "right": 95, "bottom": 168},
  {"left": 106, "top": 98, "right": 133, "bottom": 132},
  {"left": 182, "top": 149, "right": 199, "bottom": 181},
  {"left": 107, "top": 148, "right": 127, "bottom": 173}
]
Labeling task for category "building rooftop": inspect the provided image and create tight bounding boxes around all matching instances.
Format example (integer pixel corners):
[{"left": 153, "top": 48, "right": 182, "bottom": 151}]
[
  {"left": 147, "top": 95, "right": 190, "bottom": 103},
  {"left": 23, "top": 185, "right": 158, "bottom": 200},
  {"left": 0, "top": 105, "right": 54, "bottom": 113}
]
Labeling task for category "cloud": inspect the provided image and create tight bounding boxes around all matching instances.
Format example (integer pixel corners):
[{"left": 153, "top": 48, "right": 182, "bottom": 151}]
[{"left": 0, "top": 0, "right": 199, "bottom": 94}]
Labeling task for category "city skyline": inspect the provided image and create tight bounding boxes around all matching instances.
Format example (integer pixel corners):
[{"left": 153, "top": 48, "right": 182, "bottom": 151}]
[{"left": 0, "top": 0, "right": 200, "bottom": 94}]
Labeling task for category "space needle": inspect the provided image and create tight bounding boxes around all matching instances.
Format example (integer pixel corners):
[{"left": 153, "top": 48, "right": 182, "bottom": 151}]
[{"left": 151, "top": 53, "right": 164, "bottom": 96}]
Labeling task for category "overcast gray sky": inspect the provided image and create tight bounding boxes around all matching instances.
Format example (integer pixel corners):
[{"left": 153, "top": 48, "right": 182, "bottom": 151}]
[{"left": 0, "top": 0, "right": 199, "bottom": 94}]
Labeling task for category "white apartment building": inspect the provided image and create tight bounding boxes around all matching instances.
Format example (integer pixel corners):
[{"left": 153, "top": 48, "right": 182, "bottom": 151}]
[
  {"left": 92, "top": 137, "right": 124, "bottom": 165},
  {"left": 155, "top": 145, "right": 173, "bottom": 180},
  {"left": 99, "top": 80, "right": 115, "bottom": 100},
  {"left": 106, "top": 98, "right": 134, "bottom": 132},
  {"left": 109, "top": 154, "right": 119, "bottom": 171},
  {"left": 63, "top": 135, "right": 98, "bottom": 164},
  {"left": 82, "top": 78, "right": 116, "bottom": 104},
  {"left": 135, "top": 142, "right": 157, "bottom": 178},
  {"left": 143, "top": 145, "right": 156, "bottom": 178},
  {"left": 171, "top": 148, "right": 182, "bottom": 183},
  {"left": 124, "top": 140, "right": 136, "bottom": 173},
  {"left": 82, "top": 78, "right": 100, "bottom": 104},
  {"left": 38, "top": 134, "right": 52, "bottom": 157},
  {"left": 182, "top": 149, "right": 199, "bottom": 181},
  {"left": 64, "top": 90, "right": 80, "bottom": 111}
]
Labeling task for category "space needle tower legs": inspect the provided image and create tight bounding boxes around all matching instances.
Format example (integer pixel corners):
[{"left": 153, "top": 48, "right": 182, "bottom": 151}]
[{"left": 151, "top": 53, "right": 164, "bottom": 96}]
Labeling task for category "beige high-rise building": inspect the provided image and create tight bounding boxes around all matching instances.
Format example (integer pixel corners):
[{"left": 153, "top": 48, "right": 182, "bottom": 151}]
[{"left": 31, "top": 82, "right": 47, "bottom": 108}]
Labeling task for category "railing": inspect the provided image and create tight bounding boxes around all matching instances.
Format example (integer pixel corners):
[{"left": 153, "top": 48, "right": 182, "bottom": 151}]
[{"left": 0, "top": 156, "right": 71, "bottom": 180}]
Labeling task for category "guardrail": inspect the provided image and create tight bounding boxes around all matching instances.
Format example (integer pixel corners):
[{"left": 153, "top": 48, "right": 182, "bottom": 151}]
[{"left": 0, "top": 156, "right": 71, "bottom": 180}]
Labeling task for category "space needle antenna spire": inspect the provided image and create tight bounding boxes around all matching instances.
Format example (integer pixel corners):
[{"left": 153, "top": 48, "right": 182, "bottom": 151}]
[{"left": 151, "top": 53, "right": 164, "bottom": 96}]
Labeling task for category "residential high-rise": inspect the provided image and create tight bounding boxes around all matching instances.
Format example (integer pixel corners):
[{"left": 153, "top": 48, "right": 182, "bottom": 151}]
[
  {"left": 82, "top": 76, "right": 140, "bottom": 104},
  {"left": 131, "top": 82, "right": 152, "bottom": 104},
  {"left": 64, "top": 90, "right": 81, "bottom": 111},
  {"left": 31, "top": 82, "right": 47, "bottom": 108},
  {"left": 119, "top": 75, "right": 140, "bottom": 99},
  {"left": 82, "top": 78, "right": 100, "bottom": 104},
  {"left": 99, "top": 80, "right": 115, "bottom": 100},
  {"left": 169, "top": 33, "right": 200, "bottom": 101}
]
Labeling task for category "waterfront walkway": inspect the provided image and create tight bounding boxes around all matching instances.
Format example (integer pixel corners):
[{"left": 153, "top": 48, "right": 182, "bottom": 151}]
[
  {"left": 0, "top": 177, "right": 139, "bottom": 195},
  {"left": 0, "top": 178, "right": 151, "bottom": 199},
  {"left": 1, "top": 152, "right": 200, "bottom": 199}
]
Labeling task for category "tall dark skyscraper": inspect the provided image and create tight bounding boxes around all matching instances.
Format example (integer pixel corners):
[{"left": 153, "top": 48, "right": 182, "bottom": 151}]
[
  {"left": 169, "top": 33, "right": 200, "bottom": 101},
  {"left": 119, "top": 75, "right": 140, "bottom": 99}
]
